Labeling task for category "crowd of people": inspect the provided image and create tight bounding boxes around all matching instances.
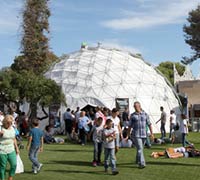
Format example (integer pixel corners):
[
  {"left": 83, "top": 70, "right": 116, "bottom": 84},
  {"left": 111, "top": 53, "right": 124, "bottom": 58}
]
[
  {"left": 156, "top": 106, "right": 192, "bottom": 147},
  {"left": 0, "top": 102, "right": 194, "bottom": 179},
  {"left": 62, "top": 102, "right": 154, "bottom": 172},
  {"left": 61, "top": 104, "right": 194, "bottom": 170}
]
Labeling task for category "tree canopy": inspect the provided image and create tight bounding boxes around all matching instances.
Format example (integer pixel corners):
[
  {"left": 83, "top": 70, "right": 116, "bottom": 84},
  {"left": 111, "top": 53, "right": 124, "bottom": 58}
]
[
  {"left": 11, "top": 0, "right": 58, "bottom": 75},
  {"left": 156, "top": 61, "right": 185, "bottom": 85},
  {"left": 0, "top": 69, "right": 65, "bottom": 118},
  {"left": 0, "top": 69, "right": 19, "bottom": 108},
  {"left": 1, "top": 0, "right": 65, "bottom": 119},
  {"left": 182, "top": 5, "right": 200, "bottom": 64}
]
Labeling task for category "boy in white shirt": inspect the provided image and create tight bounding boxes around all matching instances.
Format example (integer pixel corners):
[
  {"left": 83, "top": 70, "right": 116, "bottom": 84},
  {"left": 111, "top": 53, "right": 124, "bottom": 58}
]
[
  {"left": 109, "top": 108, "right": 122, "bottom": 154},
  {"left": 103, "top": 119, "right": 119, "bottom": 175}
]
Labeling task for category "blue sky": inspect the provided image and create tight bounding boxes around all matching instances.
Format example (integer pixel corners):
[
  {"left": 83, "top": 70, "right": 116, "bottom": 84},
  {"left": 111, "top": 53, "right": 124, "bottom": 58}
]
[{"left": 0, "top": 0, "right": 199, "bottom": 76}]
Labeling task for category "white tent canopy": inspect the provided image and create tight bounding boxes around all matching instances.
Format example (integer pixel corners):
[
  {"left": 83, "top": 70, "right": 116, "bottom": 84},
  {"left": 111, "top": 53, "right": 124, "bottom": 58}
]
[{"left": 45, "top": 46, "right": 181, "bottom": 133}]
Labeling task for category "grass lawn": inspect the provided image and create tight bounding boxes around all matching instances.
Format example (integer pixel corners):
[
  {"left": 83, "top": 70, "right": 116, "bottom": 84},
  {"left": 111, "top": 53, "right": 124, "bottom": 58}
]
[{"left": 13, "top": 132, "right": 200, "bottom": 180}]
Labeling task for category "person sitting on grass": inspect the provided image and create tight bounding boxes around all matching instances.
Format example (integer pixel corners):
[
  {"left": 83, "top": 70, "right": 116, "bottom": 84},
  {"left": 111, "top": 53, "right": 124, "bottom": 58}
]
[
  {"left": 119, "top": 130, "right": 132, "bottom": 148},
  {"left": 103, "top": 119, "right": 119, "bottom": 175},
  {"left": 44, "top": 125, "right": 55, "bottom": 144},
  {"left": 44, "top": 125, "right": 65, "bottom": 144},
  {"left": 152, "top": 138, "right": 165, "bottom": 145}
]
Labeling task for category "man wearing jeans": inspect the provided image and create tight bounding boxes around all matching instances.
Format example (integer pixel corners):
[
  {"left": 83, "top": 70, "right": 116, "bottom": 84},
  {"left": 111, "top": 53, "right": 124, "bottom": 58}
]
[
  {"left": 126, "top": 101, "right": 154, "bottom": 169},
  {"left": 156, "top": 107, "right": 167, "bottom": 139}
]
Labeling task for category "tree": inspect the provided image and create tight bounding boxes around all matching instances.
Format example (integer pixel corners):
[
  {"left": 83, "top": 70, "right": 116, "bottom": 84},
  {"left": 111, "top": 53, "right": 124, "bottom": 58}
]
[
  {"left": 0, "top": 69, "right": 20, "bottom": 113},
  {"left": 11, "top": 0, "right": 58, "bottom": 74},
  {"left": 156, "top": 61, "right": 185, "bottom": 85},
  {"left": 8, "top": 0, "right": 65, "bottom": 120},
  {"left": 182, "top": 5, "right": 200, "bottom": 64},
  {"left": 13, "top": 71, "right": 65, "bottom": 119},
  {"left": 0, "top": 69, "right": 65, "bottom": 119}
]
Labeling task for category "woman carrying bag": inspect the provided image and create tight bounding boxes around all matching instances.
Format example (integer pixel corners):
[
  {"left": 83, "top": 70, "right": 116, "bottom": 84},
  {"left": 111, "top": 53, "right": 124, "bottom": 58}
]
[{"left": 0, "top": 115, "right": 19, "bottom": 180}]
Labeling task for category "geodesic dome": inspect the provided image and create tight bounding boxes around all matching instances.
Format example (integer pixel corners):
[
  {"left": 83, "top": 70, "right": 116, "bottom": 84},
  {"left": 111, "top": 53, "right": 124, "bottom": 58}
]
[{"left": 45, "top": 46, "right": 181, "bottom": 133}]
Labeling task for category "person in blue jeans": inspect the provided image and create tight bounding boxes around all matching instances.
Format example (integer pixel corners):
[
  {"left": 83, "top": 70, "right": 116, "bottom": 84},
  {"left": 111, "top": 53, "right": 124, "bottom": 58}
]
[
  {"left": 180, "top": 114, "right": 192, "bottom": 147},
  {"left": 27, "top": 119, "right": 44, "bottom": 174},
  {"left": 155, "top": 106, "right": 167, "bottom": 139},
  {"left": 126, "top": 101, "right": 154, "bottom": 169},
  {"left": 90, "top": 117, "right": 103, "bottom": 166},
  {"left": 103, "top": 119, "right": 119, "bottom": 175}
]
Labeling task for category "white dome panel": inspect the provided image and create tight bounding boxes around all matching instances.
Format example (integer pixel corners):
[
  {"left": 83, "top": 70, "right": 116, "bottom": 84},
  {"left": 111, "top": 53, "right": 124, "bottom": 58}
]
[{"left": 46, "top": 46, "right": 181, "bottom": 133}]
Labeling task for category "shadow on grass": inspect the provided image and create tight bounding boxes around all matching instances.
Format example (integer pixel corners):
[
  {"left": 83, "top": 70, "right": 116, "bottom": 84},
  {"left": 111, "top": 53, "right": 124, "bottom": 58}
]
[
  {"left": 117, "top": 163, "right": 139, "bottom": 169},
  {"left": 23, "top": 170, "right": 34, "bottom": 174},
  {"left": 46, "top": 149, "right": 93, "bottom": 153},
  {"left": 48, "top": 160, "right": 92, "bottom": 166},
  {"left": 147, "top": 161, "right": 200, "bottom": 167},
  {"left": 118, "top": 160, "right": 200, "bottom": 168},
  {"left": 45, "top": 169, "right": 111, "bottom": 176},
  {"left": 148, "top": 147, "right": 168, "bottom": 151}
]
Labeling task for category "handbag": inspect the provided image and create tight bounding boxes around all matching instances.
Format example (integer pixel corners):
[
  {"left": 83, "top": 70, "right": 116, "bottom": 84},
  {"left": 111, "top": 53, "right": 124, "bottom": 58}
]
[
  {"left": 15, "top": 154, "right": 24, "bottom": 174},
  {"left": 83, "top": 125, "right": 90, "bottom": 133}
]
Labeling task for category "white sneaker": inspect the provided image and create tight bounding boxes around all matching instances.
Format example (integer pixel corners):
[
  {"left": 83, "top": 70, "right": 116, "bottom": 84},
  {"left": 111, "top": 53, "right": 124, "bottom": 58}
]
[
  {"left": 37, "top": 164, "right": 43, "bottom": 172},
  {"left": 33, "top": 169, "right": 37, "bottom": 174}
]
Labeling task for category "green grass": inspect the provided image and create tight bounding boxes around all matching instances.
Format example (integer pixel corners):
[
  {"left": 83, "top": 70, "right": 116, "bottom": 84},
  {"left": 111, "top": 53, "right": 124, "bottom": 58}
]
[{"left": 13, "top": 133, "right": 200, "bottom": 180}]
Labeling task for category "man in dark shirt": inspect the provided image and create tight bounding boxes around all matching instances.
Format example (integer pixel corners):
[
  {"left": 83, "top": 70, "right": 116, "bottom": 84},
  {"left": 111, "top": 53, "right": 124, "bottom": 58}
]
[
  {"left": 122, "top": 107, "right": 129, "bottom": 128},
  {"left": 156, "top": 106, "right": 167, "bottom": 139},
  {"left": 63, "top": 108, "right": 73, "bottom": 138}
]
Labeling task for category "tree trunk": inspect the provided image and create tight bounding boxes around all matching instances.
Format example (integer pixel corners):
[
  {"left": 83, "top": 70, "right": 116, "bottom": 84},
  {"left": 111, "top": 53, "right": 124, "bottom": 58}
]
[
  {"left": 29, "top": 102, "right": 37, "bottom": 121},
  {"left": 29, "top": 103, "right": 49, "bottom": 121},
  {"left": 38, "top": 105, "right": 49, "bottom": 120}
]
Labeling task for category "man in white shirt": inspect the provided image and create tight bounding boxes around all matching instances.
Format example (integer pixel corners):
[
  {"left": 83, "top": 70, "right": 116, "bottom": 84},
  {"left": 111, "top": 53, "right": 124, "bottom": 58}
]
[
  {"left": 169, "top": 110, "right": 176, "bottom": 139},
  {"left": 180, "top": 114, "right": 192, "bottom": 147},
  {"left": 109, "top": 108, "right": 123, "bottom": 154},
  {"left": 75, "top": 107, "right": 81, "bottom": 122}
]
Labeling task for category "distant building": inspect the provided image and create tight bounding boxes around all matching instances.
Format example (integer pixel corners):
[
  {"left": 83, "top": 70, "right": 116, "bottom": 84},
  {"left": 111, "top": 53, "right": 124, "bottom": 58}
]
[{"left": 174, "top": 65, "right": 200, "bottom": 118}]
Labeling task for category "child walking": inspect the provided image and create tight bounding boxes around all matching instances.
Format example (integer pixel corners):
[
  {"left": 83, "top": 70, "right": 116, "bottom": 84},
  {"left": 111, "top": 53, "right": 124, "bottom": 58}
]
[
  {"left": 103, "top": 119, "right": 119, "bottom": 175},
  {"left": 27, "top": 119, "right": 44, "bottom": 174},
  {"left": 90, "top": 117, "right": 103, "bottom": 166}
]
